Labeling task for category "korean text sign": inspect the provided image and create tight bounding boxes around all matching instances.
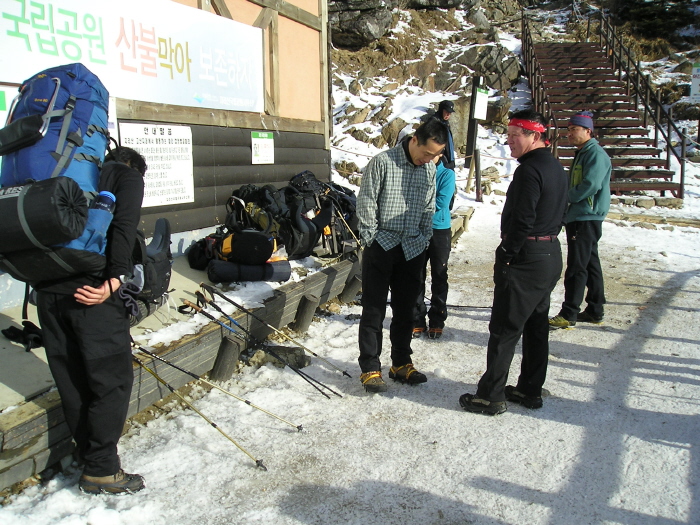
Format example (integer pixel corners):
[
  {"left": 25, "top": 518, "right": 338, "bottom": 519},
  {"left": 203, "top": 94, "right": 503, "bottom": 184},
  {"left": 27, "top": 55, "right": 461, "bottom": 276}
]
[{"left": 0, "top": 0, "right": 264, "bottom": 113}]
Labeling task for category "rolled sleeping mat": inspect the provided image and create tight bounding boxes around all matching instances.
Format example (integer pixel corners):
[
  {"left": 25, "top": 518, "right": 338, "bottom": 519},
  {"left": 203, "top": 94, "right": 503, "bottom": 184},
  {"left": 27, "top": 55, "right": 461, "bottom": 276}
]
[
  {"left": 207, "top": 259, "right": 292, "bottom": 284},
  {"left": 0, "top": 177, "right": 88, "bottom": 253}
]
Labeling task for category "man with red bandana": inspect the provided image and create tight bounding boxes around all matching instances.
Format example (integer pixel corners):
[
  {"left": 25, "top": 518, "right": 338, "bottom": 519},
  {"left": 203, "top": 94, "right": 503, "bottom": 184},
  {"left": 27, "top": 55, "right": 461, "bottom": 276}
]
[{"left": 459, "top": 109, "right": 568, "bottom": 415}]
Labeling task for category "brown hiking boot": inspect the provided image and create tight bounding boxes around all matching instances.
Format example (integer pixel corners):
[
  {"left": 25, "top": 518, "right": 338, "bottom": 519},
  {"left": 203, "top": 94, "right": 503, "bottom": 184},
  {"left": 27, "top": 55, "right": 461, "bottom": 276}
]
[
  {"left": 79, "top": 469, "right": 145, "bottom": 495},
  {"left": 360, "top": 371, "right": 388, "bottom": 393},
  {"left": 388, "top": 363, "right": 427, "bottom": 385}
]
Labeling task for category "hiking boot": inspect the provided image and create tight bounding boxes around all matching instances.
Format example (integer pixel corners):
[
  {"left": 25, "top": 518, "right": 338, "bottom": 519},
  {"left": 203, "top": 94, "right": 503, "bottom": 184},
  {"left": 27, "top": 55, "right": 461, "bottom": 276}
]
[
  {"left": 79, "top": 469, "right": 145, "bottom": 495},
  {"left": 459, "top": 393, "right": 506, "bottom": 415},
  {"left": 505, "top": 385, "right": 543, "bottom": 409},
  {"left": 412, "top": 327, "right": 426, "bottom": 339},
  {"left": 577, "top": 311, "right": 604, "bottom": 324},
  {"left": 427, "top": 327, "right": 443, "bottom": 340},
  {"left": 548, "top": 315, "right": 575, "bottom": 330},
  {"left": 360, "top": 371, "right": 388, "bottom": 393},
  {"left": 388, "top": 363, "right": 427, "bottom": 385}
]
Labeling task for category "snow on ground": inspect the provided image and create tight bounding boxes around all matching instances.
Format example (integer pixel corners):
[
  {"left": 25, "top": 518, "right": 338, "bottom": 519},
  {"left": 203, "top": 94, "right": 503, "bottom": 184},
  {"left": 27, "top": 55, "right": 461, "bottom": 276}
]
[{"left": 2, "top": 6, "right": 700, "bottom": 525}]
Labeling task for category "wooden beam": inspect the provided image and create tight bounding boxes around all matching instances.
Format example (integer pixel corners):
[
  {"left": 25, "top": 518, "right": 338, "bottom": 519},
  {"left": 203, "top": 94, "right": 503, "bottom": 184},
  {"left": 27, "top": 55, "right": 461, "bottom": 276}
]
[
  {"left": 115, "top": 98, "right": 325, "bottom": 134},
  {"left": 254, "top": 8, "right": 280, "bottom": 117},
  {"left": 210, "top": 0, "right": 232, "bottom": 19},
  {"left": 319, "top": 0, "right": 330, "bottom": 150},
  {"left": 247, "top": 0, "right": 321, "bottom": 31}
]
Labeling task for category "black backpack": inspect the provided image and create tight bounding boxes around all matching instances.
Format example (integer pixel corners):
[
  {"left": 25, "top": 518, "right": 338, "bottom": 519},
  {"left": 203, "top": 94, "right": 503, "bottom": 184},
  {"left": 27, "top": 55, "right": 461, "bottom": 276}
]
[{"left": 130, "top": 218, "right": 173, "bottom": 326}]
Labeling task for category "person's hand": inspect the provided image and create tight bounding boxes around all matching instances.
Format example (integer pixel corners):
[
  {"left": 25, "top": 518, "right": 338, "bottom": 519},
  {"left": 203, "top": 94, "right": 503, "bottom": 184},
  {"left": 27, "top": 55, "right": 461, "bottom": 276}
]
[{"left": 74, "top": 278, "right": 121, "bottom": 305}]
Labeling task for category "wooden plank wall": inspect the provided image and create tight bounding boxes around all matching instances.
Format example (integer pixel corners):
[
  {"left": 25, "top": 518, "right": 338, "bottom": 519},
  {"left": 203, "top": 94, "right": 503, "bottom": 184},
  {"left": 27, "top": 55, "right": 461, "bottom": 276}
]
[
  {"left": 135, "top": 123, "right": 331, "bottom": 236},
  {"left": 0, "top": 258, "right": 355, "bottom": 493}
]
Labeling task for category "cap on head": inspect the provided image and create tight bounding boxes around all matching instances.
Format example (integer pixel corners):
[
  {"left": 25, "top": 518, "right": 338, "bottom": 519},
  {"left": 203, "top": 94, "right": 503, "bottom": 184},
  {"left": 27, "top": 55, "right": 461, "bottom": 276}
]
[
  {"left": 438, "top": 100, "right": 455, "bottom": 114},
  {"left": 569, "top": 111, "right": 594, "bottom": 130}
]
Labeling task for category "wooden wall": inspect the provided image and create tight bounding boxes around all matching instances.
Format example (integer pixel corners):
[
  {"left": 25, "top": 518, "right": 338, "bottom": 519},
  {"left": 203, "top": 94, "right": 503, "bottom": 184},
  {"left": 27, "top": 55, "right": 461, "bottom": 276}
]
[{"left": 133, "top": 121, "right": 331, "bottom": 236}]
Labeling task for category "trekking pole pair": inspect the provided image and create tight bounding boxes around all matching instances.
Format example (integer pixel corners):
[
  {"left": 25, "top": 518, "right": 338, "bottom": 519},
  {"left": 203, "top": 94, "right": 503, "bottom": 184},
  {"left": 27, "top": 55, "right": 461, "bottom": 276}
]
[
  {"left": 182, "top": 297, "right": 341, "bottom": 399},
  {"left": 199, "top": 282, "right": 352, "bottom": 378},
  {"left": 133, "top": 355, "right": 267, "bottom": 470},
  {"left": 132, "top": 343, "right": 302, "bottom": 431}
]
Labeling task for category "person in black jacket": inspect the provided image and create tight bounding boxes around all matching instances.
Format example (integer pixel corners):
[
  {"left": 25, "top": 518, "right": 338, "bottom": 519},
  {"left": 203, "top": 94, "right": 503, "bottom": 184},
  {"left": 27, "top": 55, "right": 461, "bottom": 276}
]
[
  {"left": 34, "top": 147, "right": 146, "bottom": 494},
  {"left": 459, "top": 110, "right": 568, "bottom": 415}
]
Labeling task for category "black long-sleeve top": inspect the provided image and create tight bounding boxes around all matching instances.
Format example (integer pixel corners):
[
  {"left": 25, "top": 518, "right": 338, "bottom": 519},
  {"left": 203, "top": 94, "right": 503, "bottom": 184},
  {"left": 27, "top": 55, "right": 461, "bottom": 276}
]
[{"left": 499, "top": 147, "right": 568, "bottom": 261}]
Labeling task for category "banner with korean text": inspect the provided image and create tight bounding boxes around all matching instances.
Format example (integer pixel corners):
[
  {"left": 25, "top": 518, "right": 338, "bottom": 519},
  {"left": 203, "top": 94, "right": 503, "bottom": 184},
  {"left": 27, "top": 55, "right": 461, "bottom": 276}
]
[{"left": 0, "top": 0, "right": 264, "bottom": 113}]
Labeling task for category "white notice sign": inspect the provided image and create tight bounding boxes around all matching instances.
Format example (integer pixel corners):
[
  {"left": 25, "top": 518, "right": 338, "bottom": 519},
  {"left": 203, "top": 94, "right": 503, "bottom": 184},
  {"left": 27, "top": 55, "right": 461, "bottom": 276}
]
[
  {"left": 119, "top": 123, "right": 194, "bottom": 208},
  {"left": 473, "top": 87, "right": 489, "bottom": 121},
  {"left": 251, "top": 131, "right": 274, "bottom": 164},
  {"left": 691, "top": 63, "right": 700, "bottom": 104}
]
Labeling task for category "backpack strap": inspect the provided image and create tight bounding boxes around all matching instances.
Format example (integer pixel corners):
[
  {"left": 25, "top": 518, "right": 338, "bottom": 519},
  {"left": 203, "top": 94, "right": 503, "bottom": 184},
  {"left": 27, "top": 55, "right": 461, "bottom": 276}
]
[{"left": 49, "top": 95, "right": 78, "bottom": 178}]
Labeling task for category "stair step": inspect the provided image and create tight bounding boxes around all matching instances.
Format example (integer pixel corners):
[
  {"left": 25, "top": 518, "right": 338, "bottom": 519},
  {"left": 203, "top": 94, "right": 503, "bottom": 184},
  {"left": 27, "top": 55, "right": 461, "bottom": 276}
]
[
  {"left": 560, "top": 158, "right": 666, "bottom": 168},
  {"left": 555, "top": 118, "right": 644, "bottom": 128},
  {"left": 553, "top": 109, "right": 640, "bottom": 119},
  {"left": 543, "top": 80, "right": 627, "bottom": 89},
  {"left": 612, "top": 168, "right": 674, "bottom": 179},
  {"left": 548, "top": 94, "right": 633, "bottom": 103},
  {"left": 557, "top": 146, "right": 661, "bottom": 157},
  {"left": 549, "top": 101, "right": 635, "bottom": 111},
  {"left": 596, "top": 137, "right": 656, "bottom": 146},
  {"left": 610, "top": 180, "right": 680, "bottom": 195},
  {"left": 538, "top": 60, "right": 612, "bottom": 67}
]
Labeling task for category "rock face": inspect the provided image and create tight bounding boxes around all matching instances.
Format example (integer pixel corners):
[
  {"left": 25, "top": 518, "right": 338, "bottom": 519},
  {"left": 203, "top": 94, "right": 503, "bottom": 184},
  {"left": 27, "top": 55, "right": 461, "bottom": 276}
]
[{"left": 331, "top": 3, "right": 524, "bottom": 154}]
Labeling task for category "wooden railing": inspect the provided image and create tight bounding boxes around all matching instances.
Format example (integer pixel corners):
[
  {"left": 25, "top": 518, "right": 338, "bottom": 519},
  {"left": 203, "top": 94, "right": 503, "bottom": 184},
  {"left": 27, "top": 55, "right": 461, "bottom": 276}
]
[
  {"left": 521, "top": 13, "right": 560, "bottom": 156},
  {"left": 587, "top": 10, "right": 686, "bottom": 198}
]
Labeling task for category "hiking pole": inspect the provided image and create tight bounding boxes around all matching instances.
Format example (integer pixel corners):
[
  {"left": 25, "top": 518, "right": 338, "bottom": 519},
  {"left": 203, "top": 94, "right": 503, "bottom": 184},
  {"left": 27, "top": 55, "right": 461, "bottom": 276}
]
[
  {"left": 182, "top": 299, "right": 332, "bottom": 399},
  {"left": 133, "top": 356, "right": 267, "bottom": 471},
  {"left": 194, "top": 291, "right": 343, "bottom": 399},
  {"left": 133, "top": 344, "right": 303, "bottom": 431},
  {"left": 199, "top": 282, "right": 352, "bottom": 378}
]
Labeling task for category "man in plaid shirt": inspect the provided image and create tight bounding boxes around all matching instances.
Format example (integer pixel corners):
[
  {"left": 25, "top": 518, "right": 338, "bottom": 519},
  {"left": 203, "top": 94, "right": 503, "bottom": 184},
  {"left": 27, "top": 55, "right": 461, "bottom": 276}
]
[{"left": 356, "top": 118, "right": 448, "bottom": 393}]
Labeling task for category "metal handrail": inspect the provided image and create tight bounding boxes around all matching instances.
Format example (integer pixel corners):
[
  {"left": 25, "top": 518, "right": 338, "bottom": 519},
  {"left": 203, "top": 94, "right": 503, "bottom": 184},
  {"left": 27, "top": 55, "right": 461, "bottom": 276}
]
[
  {"left": 521, "top": 14, "right": 560, "bottom": 155},
  {"left": 586, "top": 10, "right": 686, "bottom": 198}
]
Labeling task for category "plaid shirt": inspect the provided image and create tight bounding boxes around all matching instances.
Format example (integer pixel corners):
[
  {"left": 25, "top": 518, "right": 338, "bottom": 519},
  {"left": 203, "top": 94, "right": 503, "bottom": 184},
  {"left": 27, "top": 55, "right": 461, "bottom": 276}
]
[{"left": 357, "top": 142, "right": 436, "bottom": 261}]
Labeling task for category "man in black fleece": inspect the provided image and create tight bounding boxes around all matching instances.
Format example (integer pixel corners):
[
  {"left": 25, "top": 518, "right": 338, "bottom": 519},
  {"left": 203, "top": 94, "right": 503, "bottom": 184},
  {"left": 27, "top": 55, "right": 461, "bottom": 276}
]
[
  {"left": 459, "top": 110, "right": 568, "bottom": 415},
  {"left": 34, "top": 147, "right": 146, "bottom": 494}
]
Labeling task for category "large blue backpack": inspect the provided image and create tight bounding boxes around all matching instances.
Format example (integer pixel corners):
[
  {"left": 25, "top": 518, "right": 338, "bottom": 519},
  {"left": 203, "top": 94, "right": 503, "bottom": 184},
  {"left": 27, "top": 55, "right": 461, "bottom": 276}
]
[{"left": 0, "top": 63, "right": 111, "bottom": 284}]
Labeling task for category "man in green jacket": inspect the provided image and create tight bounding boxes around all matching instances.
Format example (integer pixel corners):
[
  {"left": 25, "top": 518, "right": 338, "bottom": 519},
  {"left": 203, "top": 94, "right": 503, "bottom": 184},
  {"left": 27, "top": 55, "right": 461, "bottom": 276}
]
[{"left": 549, "top": 111, "right": 612, "bottom": 329}]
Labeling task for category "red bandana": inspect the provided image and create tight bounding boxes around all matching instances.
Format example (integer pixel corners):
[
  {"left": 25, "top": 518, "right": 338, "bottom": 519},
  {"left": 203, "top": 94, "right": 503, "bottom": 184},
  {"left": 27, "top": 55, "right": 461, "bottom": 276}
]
[{"left": 508, "top": 118, "right": 546, "bottom": 133}]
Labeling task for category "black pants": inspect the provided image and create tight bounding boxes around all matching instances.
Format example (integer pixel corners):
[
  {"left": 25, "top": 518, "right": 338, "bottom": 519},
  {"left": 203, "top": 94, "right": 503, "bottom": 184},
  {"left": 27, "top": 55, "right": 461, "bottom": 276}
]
[
  {"left": 559, "top": 220, "right": 605, "bottom": 321},
  {"left": 414, "top": 228, "right": 452, "bottom": 329},
  {"left": 37, "top": 291, "right": 133, "bottom": 477},
  {"left": 358, "top": 241, "right": 426, "bottom": 373},
  {"left": 477, "top": 239, "right": 562, "bottom": 402}
]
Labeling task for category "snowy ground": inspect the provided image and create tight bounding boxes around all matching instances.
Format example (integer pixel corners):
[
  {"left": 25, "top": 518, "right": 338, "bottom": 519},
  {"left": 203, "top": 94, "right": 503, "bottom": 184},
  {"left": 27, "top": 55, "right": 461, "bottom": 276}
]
[
  {"left": 2, "top": 5, "right": 700, "bottom": 525},
  {"left": 1, "top": 186, "right": 698, "bottom": 525}
]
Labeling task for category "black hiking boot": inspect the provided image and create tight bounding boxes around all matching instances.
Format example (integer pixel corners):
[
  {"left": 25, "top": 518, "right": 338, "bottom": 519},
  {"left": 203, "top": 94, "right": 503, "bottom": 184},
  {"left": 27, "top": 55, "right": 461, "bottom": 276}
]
[
  {"left": 459, "top": 393, "right": 506, "bottom": 415},
  {"left": 389, "top": 363, "right": 427, "bottom": 384},
  {"left": 79, "top": 469, "right": 145, "bottom": 495},
  {"left": 505, "top": 386, "right": 543, "bottom": 409},
  {"left": 576, "top": 311, "right": 604, "bottom": 324}
]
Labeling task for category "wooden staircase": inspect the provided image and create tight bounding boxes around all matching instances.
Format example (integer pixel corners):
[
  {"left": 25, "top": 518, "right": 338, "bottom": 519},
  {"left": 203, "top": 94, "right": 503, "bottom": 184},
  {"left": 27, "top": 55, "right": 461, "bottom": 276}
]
[{"left": 531, "top": 42, "right": 680, "bottom": 197}]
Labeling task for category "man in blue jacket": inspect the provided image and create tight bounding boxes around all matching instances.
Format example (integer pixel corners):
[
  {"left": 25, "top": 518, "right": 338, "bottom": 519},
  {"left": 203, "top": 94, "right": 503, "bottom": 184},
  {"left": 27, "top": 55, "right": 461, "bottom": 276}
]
[
  {"left": 413, "top": 113, "right": 456, "bottom": 340},
  {"left": 549, "top": 111, "right": 611, "bottom": 329}
]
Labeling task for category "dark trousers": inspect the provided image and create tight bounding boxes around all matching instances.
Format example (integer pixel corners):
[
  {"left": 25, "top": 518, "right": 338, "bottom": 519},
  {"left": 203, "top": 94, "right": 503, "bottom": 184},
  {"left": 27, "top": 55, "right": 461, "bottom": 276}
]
[
  {"left": 560, "top": 220, "right": 605, "bottom": 320},
  {"left": 358, "top": 241, "right": 426, "bottom": 373},
  {"left": 414, "top": 228, "right": 452, "bottom": 329},
  {"left": 477, "top": 240, "right": 562, "bottom": 402},
  {"left": 37, "top": 292, "right": 133, "bottom": 477}
]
